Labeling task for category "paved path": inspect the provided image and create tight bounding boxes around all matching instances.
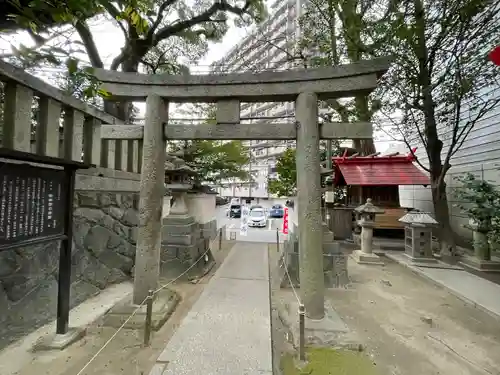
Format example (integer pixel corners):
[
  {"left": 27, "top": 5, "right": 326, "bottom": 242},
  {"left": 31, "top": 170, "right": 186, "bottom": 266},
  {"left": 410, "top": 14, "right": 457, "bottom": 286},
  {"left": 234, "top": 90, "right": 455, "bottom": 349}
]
[
  {"left": 150, "top": 242, "right": 273, "bottom": 375},
  {"left": 385, "top": 251, "right": 500, "bottom": 320}
]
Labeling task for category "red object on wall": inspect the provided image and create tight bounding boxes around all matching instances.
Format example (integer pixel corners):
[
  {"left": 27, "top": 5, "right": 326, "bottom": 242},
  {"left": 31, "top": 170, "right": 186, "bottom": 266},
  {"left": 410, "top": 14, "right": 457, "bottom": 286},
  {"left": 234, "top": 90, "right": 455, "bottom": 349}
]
[
  {"left": 489, "top": 46, "right": 500, "bottom": 66},
  {"left": 283, "top": 207, "right": 289, "bottom": 234},
  {"left": 332, "top": 148, "right": 430, "bottom": 186}
]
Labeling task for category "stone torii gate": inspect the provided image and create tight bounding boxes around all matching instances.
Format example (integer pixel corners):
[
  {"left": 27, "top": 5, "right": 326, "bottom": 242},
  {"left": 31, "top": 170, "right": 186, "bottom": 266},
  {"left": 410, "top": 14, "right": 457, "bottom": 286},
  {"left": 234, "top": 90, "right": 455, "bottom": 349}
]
[{"left": 95, "top": 57, "right": 390, "bottom": 319}]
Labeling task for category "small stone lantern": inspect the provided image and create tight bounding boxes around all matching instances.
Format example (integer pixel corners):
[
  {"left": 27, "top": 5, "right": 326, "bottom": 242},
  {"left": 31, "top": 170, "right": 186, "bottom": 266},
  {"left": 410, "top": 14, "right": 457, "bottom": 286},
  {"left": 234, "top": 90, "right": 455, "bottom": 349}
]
[
  {"left": 399, "top": 211, "right": 438, "bottom": 264},
  {"left": 351, "top": 198, "right": 385, "bottom": 265},
  {"left": 164, "top": 155, "right": 196, "bottom": 216},
  {"left": 460, "top": 219, "right": 500, "bottom": 272}
]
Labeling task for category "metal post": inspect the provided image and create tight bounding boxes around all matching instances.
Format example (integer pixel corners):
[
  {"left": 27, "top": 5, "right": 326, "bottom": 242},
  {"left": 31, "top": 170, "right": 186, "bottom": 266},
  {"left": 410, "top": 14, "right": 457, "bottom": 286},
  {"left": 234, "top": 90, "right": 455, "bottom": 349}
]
[
  {"left": 276, "top": 228, "right": 280, "bottom": 253},
  {"left": 56, "top": 169, "right": 76, "bottom": 335},
  {"left": 144, "top": 290, "right": 154, "bottom": 346},
  {"left": 219, "top": 227, "right": 223, "bottom": 250},
  {"left": 299, "top": 303, "right": 306, "bottom": 361}
]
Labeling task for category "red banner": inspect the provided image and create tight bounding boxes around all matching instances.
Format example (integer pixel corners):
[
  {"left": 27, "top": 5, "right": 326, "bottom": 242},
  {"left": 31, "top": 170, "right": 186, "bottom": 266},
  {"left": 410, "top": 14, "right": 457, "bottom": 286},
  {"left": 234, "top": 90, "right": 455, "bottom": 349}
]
[
  {"left": 489, "top": 46, "right": 500, "bottom": 66},
  {"left": 283, "top": 207, "right": 289, "bottom": 234}
]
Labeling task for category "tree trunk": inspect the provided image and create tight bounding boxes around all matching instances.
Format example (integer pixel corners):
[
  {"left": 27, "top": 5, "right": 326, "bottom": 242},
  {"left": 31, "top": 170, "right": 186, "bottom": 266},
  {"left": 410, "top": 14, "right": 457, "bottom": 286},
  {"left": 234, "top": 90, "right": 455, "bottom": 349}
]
[
  {"left": 340, "top": 2, "right": 376, "bottom": 156},
  {"left": 431, "top": 177, "right": 456, "bottom": 256},
  {"left": 352, "top": 96, "right": 376, "bottom": 155},
  {"left": 103, "top": 58, "right": 141, "bottom": 121}
]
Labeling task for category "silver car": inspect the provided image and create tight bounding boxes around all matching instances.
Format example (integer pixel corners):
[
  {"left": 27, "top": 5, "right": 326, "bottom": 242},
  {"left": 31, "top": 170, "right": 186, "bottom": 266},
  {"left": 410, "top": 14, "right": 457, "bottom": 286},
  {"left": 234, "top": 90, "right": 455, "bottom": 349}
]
[{"left": 248, "top": 208, "right": 267, "bottom": 228}]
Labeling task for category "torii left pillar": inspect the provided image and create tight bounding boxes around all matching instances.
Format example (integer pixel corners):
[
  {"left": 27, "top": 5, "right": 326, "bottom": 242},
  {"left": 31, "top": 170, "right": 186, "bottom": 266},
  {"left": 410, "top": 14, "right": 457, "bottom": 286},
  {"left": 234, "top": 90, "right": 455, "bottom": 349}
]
[{"left": 133, "top": 94, "right": 167, "bottom": 305}]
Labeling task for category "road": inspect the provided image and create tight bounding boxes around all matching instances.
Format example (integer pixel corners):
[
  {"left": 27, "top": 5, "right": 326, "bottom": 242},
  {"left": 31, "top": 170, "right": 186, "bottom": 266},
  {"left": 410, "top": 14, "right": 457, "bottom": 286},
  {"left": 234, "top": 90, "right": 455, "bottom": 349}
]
[{"left": 215, "top": 205, "right": 286, "bottom": 243}]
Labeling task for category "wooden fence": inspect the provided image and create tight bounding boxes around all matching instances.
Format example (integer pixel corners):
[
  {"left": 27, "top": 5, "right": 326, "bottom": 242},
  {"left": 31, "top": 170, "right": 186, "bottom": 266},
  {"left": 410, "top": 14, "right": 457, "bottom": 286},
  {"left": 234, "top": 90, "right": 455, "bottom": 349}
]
[{"left": 0, "top": 59, "right": 142, "bottom": 173}]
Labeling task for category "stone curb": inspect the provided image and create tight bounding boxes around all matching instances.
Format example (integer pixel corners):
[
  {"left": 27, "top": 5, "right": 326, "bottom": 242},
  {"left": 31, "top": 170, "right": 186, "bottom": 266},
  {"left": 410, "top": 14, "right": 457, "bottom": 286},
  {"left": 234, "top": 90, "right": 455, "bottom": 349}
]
[{"left": 382, "top": 252, "right": 500, "bottom": 322}]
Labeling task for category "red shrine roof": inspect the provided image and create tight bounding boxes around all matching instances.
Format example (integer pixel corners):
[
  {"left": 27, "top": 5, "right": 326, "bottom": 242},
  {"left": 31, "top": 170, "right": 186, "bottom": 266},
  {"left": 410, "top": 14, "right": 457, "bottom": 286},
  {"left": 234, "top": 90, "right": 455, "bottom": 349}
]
[{"left": 332, "top": 148, "right": 430, "bottom": 186}]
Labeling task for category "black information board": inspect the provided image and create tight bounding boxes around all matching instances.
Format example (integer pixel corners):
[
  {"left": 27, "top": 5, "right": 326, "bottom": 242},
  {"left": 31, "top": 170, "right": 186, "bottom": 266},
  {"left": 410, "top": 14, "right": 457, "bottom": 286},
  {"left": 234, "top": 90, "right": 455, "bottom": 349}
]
[{"left": 0, "top": 162, "right": 66, "bottom": 249}]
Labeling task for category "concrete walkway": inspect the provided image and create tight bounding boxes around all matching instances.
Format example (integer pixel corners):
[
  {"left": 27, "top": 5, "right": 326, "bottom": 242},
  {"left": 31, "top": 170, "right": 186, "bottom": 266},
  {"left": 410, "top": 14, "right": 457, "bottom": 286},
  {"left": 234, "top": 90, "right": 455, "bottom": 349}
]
[
  {"left": 385, "top": 251, "right": 500, "bottom": 320},
  {"left": 150, "top": 242, "right": 273, "bottom": 375}
]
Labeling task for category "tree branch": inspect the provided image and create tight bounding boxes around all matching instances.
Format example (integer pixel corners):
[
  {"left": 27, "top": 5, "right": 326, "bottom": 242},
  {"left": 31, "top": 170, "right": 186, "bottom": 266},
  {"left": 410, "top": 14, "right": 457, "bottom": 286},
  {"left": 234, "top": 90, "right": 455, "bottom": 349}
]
[
  {"left": 153, "top": 0, "right": 251, "bottom": 45},
  {"left": 74, "top": 20, "right": 104, "bottom": 68},
  {"left": 148, "top": 0, "right": 179, "bottom": 38}
]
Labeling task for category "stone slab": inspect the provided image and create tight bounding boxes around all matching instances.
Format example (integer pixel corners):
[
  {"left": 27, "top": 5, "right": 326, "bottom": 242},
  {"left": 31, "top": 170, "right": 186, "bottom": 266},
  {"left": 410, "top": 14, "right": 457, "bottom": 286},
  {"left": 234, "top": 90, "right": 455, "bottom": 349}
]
[
  {"left": 384, "top": 250, "right": 500, "bottom": 320},
  {"left": 162, "top": 215, "right": 195, "bottom": 226},
  {"left": 32, "top": 327, "right": 86, "bottom": 351},
  {"left": 280, "top": 299, "right": 360, "bottom": 349},
  {"left": 350, "top": 250, "right": 384, "bottom": 265},
  {"left": 342, "top": 237, "right": 404, "bottom": 251},
  {"left": 151, "top": 242, "right": 272, "bottom": 375},
  {"left": 161, "top": 233, "right": 196, "bottom": 246},
  {"left": 460, "top": 255, "right": 500, "bottom": 273},
  {"left": 102, "top": 288, "right": 180, "bottom": 331},
  {"left": 162, "top": 223, "right": 198, "bottom": 236},
  {"left": 385, "top": 251, "right": 463, "bottom": 270}
]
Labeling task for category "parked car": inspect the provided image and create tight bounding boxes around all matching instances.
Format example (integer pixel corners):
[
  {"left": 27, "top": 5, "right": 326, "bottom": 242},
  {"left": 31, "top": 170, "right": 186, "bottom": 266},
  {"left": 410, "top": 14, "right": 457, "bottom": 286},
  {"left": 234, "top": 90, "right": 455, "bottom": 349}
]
[
  {"left": 269, "top": 204, "right": 284, "bottom": 218},
  {"left": 248, "top": 208, "right": 267, "bottom": 228},
  {"left": 250, "top": 204, "right": 264, "bottom": 211},
  {"left": 216, "top": 196, "right": 229, "bottom": 206},
  {"left": 229, "top": 204, "right": 242, "bottom": 218}
]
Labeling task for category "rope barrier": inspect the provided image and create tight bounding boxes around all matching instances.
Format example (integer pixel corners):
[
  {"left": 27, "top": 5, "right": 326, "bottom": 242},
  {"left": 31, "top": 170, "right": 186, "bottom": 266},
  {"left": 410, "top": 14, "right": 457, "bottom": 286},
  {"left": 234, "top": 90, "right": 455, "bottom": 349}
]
[
  {"left": 280, "top": 247, "right": 306, "bottom": 361},
  {"left": 75, "top": 236, "right": 218, "bottom": 375}
]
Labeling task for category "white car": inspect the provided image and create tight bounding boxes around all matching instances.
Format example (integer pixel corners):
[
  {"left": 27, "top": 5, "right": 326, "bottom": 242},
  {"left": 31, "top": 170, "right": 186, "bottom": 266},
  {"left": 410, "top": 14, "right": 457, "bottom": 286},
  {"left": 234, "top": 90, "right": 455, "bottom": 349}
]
[{"left": 248, "top": 208, "right": 267, "bottom": 228}]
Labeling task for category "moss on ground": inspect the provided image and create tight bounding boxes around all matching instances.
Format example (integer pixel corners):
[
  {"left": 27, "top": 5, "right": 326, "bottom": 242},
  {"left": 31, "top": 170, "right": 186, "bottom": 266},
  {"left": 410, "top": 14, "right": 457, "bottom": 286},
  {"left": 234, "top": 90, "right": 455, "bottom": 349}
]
[{"left": 281, "top": 347, "right": 379, "bottom": 375}]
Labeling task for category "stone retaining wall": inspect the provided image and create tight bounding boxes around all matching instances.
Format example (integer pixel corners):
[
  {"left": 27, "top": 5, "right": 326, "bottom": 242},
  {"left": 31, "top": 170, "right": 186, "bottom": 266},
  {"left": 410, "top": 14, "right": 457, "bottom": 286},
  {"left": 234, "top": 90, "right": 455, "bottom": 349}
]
[{"left": 0, "top": 191, "right": 139, "bottom": 350}]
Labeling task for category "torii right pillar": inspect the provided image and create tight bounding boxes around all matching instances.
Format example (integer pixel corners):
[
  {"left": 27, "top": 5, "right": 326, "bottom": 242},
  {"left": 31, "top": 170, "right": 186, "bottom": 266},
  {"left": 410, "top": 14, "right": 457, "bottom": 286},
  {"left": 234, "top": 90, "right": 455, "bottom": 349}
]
[{"left": 295, "top": 92, "right": 325, "bottom": 320}]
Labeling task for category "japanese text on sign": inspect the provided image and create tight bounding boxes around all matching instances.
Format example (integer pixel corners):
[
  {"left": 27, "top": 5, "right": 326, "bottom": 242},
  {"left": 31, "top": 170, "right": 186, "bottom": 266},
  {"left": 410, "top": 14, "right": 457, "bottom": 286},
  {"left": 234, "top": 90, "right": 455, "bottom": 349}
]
[
  {"left": 0, "top": 162, "right": 66, "bottom": 249},
  {"left": 283, "top": 207, "right": 289, "bottom": 234}
]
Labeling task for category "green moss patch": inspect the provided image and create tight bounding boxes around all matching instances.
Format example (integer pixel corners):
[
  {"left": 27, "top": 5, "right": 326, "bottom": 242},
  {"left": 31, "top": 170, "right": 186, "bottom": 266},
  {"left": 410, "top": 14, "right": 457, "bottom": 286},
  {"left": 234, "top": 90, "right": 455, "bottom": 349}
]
[{"left": 281, "top": 347, "right": 379, "bottom": 375}]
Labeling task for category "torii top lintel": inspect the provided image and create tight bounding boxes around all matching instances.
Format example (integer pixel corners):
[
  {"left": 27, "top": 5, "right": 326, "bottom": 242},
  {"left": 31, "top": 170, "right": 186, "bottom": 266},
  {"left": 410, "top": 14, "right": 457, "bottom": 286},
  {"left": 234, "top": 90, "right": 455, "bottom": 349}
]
[{"left": 94, "top": 57, "right": 392, "bottom": 103}]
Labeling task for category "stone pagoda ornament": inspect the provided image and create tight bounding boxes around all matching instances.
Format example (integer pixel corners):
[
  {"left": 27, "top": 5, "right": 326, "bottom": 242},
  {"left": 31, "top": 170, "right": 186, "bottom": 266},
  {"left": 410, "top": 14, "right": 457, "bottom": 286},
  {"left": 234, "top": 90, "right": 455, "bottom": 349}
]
[
  {"left": 161, "top": 152, "right": 213, "bottom": 278},
  {"left": 399, "top": 211, "right": 438, "bottom": 265},
  {"left": 351, "top": 198, "right": 385, "bottom": 265},
  {"left": 164, "top": 153, "right": 196, "bottom": 217}
]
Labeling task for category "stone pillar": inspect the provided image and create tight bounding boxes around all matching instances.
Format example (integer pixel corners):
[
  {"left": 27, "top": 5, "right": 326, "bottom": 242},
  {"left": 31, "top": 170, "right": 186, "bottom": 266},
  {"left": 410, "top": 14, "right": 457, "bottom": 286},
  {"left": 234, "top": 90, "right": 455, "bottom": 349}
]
[
  {"left": 360, "top": 223, "right": 374, "bottom": 254},
  {"left": 459, "top": 219, "right": 500, "bottom": 272},
  {"left": 295, "top": 92, "right": 324, "bottom": 320},
  {"left": 170, "top": 192, "right": 189, "bottom": 215},
  {"left": 473, "top": 229, "right": 490, "bottom": 261},
  {"left": 162, "top": 194, "right": 172, "bottom": 218},
  {"left": 133, "top": 94, "right": 167, "bottom": 305}
]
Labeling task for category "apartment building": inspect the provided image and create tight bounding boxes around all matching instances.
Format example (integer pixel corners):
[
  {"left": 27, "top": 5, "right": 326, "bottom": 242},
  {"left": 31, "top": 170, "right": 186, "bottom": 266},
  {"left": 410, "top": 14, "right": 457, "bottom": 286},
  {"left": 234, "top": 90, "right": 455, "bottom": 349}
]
[{"left": 211, "top": 0, "right": 306, "bottom": 199}]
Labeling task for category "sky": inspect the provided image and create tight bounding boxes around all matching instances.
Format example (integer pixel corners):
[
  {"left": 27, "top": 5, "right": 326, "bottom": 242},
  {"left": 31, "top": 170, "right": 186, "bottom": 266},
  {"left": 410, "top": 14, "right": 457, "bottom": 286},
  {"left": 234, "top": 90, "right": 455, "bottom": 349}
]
[{"left": 0, "top": 6, "right": 397, "bottom": 152}]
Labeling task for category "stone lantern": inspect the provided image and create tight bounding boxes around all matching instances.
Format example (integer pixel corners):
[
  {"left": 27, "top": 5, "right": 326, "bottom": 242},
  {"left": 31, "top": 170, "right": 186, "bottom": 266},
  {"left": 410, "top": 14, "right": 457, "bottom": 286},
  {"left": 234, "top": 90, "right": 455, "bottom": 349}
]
[
  {"left": 164, "top": 154, "right": 196, "bottom": 216},
  {"left": 460, "top": 219, "right": 500, "bottom": 272},
  {"left": 351, "top": 198, "right": 384, "bottom": 265},
  {"left": 399, "top": 211, "right": 438, "bottom": 264}
]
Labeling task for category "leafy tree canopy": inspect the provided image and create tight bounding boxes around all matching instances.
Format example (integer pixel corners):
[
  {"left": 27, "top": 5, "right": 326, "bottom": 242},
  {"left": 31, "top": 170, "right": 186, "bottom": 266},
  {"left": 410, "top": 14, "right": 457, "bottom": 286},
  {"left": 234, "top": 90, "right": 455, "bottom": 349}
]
[
  {"left": 4, "top": 0, "right": 267, "bottom": 119},
  {"left": 376, "top": 0, "right": 500, "bottom": 253},
  {"left": 168, "top": 103, "right": 250, "bottom": 186},
  {"left": 268, "top": 142, "right": 342, "bottom": 197},
  {"left": 297, "top": 0, "right": 393, "bottom": 154},
  {"left": 171, "top": 139, "right": 250, "bottom": 185},
  {"left": 267, "top": 148, "right": 297, "bottom": 198}
]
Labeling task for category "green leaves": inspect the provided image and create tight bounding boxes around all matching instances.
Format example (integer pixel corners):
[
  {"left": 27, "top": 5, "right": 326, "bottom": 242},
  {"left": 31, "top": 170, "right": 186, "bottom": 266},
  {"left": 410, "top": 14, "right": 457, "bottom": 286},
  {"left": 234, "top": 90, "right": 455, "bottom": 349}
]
[
  {"left": 60, "top": 58, "right": 111, "bottom": 100},
  {"left": 454, "top": 173, "right": 500, "bottom": 235},
  {"left": 267, "top": 148, "right": 297, "bottom": 198},
  {"left": 171, "top": 139, "right": 250, "bottom": 184},
  {"left": 116, "top": 4, "right": 150, "bottom": 35}
]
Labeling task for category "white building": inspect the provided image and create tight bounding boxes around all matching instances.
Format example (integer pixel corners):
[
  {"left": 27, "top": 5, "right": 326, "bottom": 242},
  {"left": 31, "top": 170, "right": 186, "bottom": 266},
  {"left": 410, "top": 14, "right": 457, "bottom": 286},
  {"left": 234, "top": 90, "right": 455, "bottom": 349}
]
[{"left": 211, "top": 0, "right": 305, "bottom": 200}]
